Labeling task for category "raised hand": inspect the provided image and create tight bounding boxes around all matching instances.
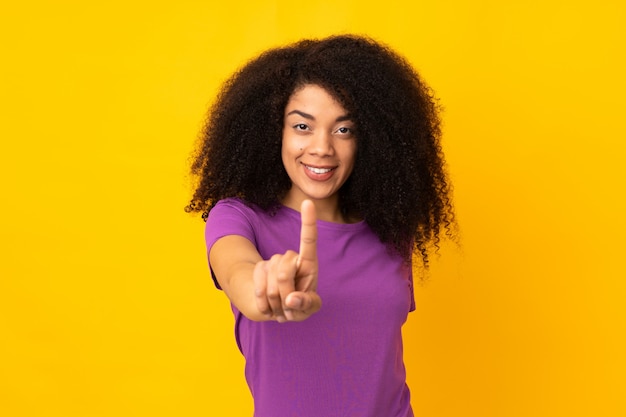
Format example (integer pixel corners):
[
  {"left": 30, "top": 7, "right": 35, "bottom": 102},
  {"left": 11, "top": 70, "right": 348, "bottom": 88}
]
[{"left": 252, "top": 200, "right": 321, "bottom": 322}]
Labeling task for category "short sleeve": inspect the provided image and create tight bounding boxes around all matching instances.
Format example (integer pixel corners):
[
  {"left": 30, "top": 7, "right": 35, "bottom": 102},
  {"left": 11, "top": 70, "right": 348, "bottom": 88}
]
[{"left": 204, "top": 199, "right": 258, "bottom": 290}]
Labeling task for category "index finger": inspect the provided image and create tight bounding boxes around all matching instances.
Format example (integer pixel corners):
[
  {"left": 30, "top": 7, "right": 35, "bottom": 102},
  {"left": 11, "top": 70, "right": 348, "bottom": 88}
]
[{"left": 298, "top": 200, "right": 317, "bottom": 265}]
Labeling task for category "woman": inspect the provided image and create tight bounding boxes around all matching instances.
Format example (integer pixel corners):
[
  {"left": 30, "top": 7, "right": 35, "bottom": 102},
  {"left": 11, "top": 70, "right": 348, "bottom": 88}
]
[{"left": 186, "top": 34, "right": 455, "bottom": 417}]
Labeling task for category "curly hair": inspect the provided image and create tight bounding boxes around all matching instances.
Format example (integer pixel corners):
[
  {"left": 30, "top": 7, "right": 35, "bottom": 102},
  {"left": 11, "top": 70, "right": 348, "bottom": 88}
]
[{"left": 186, "top": 34, "right": 456, "bottom": 265}]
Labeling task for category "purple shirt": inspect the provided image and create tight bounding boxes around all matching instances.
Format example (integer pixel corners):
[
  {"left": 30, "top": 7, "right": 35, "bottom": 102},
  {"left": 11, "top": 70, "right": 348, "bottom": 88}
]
[{"left": 205, "top": 198, "right": 415, "bottom": 417}]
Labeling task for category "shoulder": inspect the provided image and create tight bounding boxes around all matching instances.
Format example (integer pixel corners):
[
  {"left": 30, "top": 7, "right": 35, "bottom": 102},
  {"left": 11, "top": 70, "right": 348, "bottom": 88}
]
[
  {"left": 211, "top": 197, "right": 253, "bottom": 213},
  {"left": 206, "top": 199, "right": 301, "bottom": 260},
  {"left": 205, "top": 198, "right": 263, "bottom": 249},
  {"left": 205, "top": 198, "right": 292, "bottom": 243},
  {"left": 207, "top": 198, "right": 264, "bottom": 223}
]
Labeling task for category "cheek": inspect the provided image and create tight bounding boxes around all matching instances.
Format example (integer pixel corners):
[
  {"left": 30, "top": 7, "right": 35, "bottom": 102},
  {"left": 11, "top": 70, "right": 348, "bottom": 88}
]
[
  {"left": 282, "top": 133, "right": 306, "bottom": 158},
  {"left": 281, "top": 136, "right": 298, "bottom": 170},
  {"left": 280, "top": 143, "right": 289, "bottom": 170},
  {"left": 280, "top": 132, "right": 290, "bottom": 159},
  {"left": 343, "top": 142, "right": 358, "bottom": 168}
]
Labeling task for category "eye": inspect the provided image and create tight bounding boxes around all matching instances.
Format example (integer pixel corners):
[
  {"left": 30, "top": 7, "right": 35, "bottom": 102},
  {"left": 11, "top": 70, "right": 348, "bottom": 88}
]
[
  {"left": 293, "top": 123, "right": 309, "bottom": 131},
  {"left": 335, "top": 126, "right": 354, "bottom": 136}
]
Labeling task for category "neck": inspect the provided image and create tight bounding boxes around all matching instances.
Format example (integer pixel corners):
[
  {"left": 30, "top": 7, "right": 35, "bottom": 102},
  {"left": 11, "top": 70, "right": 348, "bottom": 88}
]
[{"left": 281, "top": 194, "right": 349, "bottom": 224}]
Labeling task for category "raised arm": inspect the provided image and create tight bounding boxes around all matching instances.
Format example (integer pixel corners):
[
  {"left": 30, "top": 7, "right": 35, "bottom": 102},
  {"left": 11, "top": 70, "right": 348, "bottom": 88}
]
[{"left": 209, "top": 200, "right": 321, "bottom": 323}]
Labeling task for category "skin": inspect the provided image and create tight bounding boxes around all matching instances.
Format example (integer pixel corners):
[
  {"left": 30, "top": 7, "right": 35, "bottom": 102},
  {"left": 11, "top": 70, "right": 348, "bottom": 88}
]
[
  {"left": 281, "top": 84, "right": 357, "bottom": 223},
  {"left": 209, "top": 84, "right": 357, "bottom": 322},
  {"left": 210, "top": 200, "right": 319, "bottom": 322}
]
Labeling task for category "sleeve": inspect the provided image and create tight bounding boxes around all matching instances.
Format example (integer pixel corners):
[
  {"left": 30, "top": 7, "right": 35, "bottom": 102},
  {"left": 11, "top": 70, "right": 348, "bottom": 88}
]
[{"left": 204, "top": 199, "right": 258, "bottom": 290}]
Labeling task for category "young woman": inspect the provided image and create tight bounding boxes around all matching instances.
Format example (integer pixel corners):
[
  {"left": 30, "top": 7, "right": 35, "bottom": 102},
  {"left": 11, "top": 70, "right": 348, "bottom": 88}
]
[{"left": 186, "top": 34, "right": 455, "bottom": 417}]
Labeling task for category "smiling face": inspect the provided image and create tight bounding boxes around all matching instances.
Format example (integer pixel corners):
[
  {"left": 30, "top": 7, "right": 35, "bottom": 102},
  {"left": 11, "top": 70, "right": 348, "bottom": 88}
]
[{"left": 281, "top": 84, "right": 357, "bottom": 221}]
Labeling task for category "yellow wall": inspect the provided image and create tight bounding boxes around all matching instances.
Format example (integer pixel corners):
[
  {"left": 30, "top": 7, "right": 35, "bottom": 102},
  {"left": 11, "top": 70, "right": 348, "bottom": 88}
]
[{"left": 1, "top": 1, "right": 624, "bottom": 416}]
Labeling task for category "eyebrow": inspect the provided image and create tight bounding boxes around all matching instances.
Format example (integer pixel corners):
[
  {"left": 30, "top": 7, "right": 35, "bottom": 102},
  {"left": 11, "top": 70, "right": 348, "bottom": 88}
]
[{"left": 286, "top": 110, "right": 353, "bottom": 122}]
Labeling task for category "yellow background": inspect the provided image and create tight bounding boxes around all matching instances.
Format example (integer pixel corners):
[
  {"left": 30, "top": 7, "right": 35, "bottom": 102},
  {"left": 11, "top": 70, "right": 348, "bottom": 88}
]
[{"left": 1, "top": 1, "right": 624, "bottom": 416}]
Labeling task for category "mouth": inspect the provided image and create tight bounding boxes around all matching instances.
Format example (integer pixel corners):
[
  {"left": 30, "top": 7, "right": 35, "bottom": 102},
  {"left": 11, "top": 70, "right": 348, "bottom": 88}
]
[{"left": 304, "top": 164, "right": 335, "bottom": 174}]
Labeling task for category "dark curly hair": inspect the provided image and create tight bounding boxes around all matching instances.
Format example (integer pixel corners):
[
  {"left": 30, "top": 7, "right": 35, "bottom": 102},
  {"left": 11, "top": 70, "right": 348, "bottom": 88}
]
[{"left": 186, "top": 34, "right": 456, "bottom": 265}]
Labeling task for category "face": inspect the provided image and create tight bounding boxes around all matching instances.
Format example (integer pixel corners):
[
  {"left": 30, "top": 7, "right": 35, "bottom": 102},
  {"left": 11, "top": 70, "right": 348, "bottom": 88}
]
[{"left": 281, "top": 84, "right": 357, "bottom": 214}]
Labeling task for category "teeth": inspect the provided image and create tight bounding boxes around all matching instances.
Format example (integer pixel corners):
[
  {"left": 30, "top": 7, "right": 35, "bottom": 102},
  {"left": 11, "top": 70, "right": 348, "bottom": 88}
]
[{"left": 306, "top": 166, "right": 332, "bottom": 174}]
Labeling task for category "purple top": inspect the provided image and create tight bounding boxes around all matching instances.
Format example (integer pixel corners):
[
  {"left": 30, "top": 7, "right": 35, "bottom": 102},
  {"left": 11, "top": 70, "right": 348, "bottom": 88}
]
[{"left": 205, "top": 198, "right": 415, "bottom": 417}]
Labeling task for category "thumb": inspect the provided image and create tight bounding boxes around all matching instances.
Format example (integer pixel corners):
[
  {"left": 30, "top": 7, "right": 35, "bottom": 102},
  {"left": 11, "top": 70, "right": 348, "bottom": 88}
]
[{"left": 285, "top": 291, "right": 322, "bottom": 314}]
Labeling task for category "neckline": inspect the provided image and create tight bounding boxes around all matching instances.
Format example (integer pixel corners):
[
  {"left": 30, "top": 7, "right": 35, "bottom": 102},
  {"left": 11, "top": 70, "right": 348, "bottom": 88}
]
[{"left": 278, "top": 204, "right": 367, "bottom": 230}]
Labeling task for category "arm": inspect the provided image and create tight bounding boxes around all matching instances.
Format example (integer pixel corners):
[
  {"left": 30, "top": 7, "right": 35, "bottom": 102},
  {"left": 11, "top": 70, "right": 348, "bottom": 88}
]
[{"left": 209, "top": 200, "right": 321, "bottom": 323}]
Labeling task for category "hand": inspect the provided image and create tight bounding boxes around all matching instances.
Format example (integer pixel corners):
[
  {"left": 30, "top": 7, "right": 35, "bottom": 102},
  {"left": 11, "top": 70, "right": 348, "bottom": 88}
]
[{"left": 252, "top": 200, "right": 321, "bottom": 322}]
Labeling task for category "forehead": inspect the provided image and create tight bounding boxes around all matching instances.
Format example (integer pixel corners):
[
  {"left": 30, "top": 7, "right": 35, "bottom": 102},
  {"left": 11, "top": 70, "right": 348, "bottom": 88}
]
[{"left": 285, "top": 84, "right": 348, "bottom": 114}]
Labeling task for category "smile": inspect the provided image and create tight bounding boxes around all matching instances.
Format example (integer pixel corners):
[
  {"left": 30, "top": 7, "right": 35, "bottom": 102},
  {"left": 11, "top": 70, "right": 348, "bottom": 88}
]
[{"left": 304, "top": 164, "right": 334, "bottom": 174}]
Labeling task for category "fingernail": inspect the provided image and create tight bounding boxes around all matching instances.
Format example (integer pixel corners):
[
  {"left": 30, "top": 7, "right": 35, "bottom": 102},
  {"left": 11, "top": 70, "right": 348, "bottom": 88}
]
[
  {"left": 291, "top": 297, "right": 302, "bottom": 309},
  {"left": 276, "top": 315, "right": 286, "bottom": 323}
]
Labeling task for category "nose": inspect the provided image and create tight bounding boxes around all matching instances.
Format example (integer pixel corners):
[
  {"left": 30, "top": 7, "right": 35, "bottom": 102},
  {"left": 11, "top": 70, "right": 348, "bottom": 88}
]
[{"left": 307, "top": 130, "right": 334, "bottom": 156}]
